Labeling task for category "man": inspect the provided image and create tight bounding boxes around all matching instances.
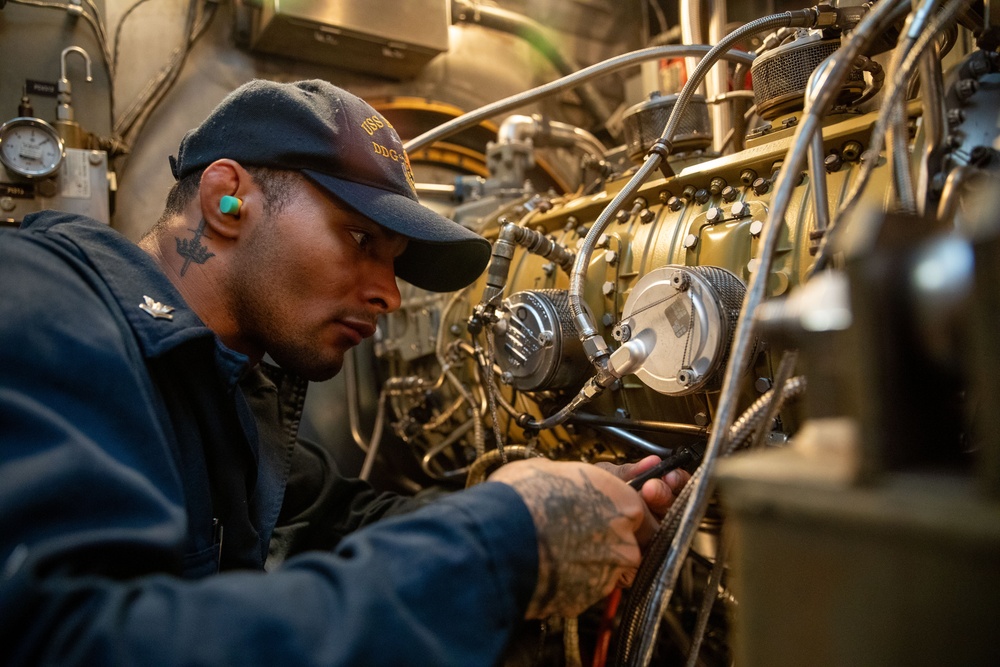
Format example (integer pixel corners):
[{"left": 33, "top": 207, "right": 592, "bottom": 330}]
[{"left": 0, "top": 79, "right": 686, "bottom": 665}]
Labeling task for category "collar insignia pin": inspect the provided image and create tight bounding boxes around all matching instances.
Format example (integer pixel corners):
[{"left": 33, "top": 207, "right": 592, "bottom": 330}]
[{"left": 139, "top": 295, "right": 175, "bottom": 320}]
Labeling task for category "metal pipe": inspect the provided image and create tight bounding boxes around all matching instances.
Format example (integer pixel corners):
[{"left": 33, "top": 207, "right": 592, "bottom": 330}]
[
  {"left": 680, "top": 0, "right": 706, "bottom": 99},
  {"left": 625, "top": 3, "right": 910, "bottom": 665},
  {"left": 344, "top": 349, "right": 370, "bottom": 453},
  {"left": 414, "top": 182, "right": 457, "bottom": 198},
  {"left": 450, "top": 0, "right": 614, "bottom": 131},
  {"left": 935, "top": 164, "right": 980, "bottom": 222},
  {"left": 358, "top": 392, "right": 388, "bottom": 481},
  {"left": 420, "top": 419, "right": 476, "bottom": 481},
  {"left": 809, "top": 130, "right": 831, "bottom": 232},
  {"left": 614, "top": 376, "right": 807, "bottom": 665},
  {"left": 497, "top": 114, "right": 607, "bottom": 160},
  {"left": 403, "top": 45, "right": 755, "bottom": 154},
  {"left": 708, "top": 0, "right": 732, "bottom": 153},
  {"left": 589, "top": 425, "right": 672, "bottom": 457},
  {"left": 821, "top": 0, "right": 972, "bottom": 274},
  {"left": 916, "top": 48, "right": 947, "bottom": 216},
  {"left": 568, "top": 12, "right": 808, "bottom": 347}
]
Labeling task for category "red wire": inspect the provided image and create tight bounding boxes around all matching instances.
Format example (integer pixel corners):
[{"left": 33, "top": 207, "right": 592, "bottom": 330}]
[{"left": 591, "top": 588, "right": 623, "bottom": 667}]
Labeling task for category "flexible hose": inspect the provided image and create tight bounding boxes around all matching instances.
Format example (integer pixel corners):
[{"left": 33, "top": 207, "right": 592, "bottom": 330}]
[
  {"left": 464, "top": 445, "right": 539, "bottom": 487},
  {"left": 522, "top": 13, "right": 810, "bottom": 434},
  {"left": 403, "top": 46, "right": 754, "bottom": 154},
  {"left": 683, "top": 350, "right": 798, "bottom": 667},
  {"left": 617, "top": 3, "right": 910, "bottom": 665},
  {"left": 568, "top": 11, "right": 812, "bottom": 346},
  {"left": 613, "top": 376, "right": 806, "bottom": 665},
  {"left": 813, "top": 0, "right": 973, "bottom": 276}
]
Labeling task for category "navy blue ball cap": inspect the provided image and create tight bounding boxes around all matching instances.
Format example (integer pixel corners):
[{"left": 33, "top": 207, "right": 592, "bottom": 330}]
[{"left": 169, "top": 79, "right": 490, "bottom": 293}]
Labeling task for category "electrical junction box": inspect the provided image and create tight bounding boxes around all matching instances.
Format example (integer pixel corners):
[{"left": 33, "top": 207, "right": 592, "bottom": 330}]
[{"left": 250, "top": 0, "right": 450, "bottom": 80}]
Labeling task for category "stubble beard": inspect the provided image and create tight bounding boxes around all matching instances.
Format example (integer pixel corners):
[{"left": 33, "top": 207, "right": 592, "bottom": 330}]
[{"left": 225, "top": 224, "right": 346, "bottom": 382}]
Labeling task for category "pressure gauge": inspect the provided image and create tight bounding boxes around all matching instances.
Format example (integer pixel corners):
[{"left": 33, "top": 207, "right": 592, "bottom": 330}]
[{"left": 0, "top": 117, "right": 65, "bottom": 179}]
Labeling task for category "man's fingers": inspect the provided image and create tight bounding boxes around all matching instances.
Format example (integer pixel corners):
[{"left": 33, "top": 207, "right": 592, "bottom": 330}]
[
  {"left": 664, "top": 469, "right": 691, "bottom": 494},
  {"left": 639, "top": 478, "right": 675, "bottom": 518},
  {"left": 597, "top": 455, "right": 661, "bottom": 482}
]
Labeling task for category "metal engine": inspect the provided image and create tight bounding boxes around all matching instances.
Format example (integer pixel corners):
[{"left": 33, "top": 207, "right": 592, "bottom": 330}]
[{"left": 357, "top": 2, "right": 1000, "bottom": 665}]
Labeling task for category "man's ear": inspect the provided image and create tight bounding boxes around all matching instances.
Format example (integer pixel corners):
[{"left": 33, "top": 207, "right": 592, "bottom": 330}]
[{"left": 198, "top": 159, "right": 255, "bottom": 240}]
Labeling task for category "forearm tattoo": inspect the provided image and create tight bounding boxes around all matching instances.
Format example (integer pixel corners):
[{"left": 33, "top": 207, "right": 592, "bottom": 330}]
[
  {"left": 510, "top": 469, "right": 631, "bottom": 618},
  {"left": 175, "top": 218, "right": 215, "bottom": 276}
]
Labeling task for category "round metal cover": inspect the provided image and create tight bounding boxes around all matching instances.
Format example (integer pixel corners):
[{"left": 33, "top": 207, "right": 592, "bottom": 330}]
[
  {"left": 493, "top": 289, "right": 591, "bottom": 392},
  {"left": 617, "top": 266, "right": 744, "bottom": 395}
]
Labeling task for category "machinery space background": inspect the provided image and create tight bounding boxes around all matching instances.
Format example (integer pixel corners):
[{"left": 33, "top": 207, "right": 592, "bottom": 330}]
[{"left": 3, "top": 0, "right": 999, "bottom": 665}]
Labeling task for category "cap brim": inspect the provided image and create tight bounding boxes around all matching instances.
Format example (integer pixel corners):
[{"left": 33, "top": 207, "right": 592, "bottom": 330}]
[{"left": 303, "top": 170, "right": 491, "bottom": 293}]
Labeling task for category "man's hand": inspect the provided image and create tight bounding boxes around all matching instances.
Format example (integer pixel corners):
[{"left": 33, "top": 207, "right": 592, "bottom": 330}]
[
  {"left": 487, "top": 458, "right": 646, "bottom": 619},
  {"left": 597, "top": 456, "right": 691, "bottom": 546}
]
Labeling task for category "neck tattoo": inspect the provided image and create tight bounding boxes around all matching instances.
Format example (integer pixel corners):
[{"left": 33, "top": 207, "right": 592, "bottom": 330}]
[{"left": 175, "top": 218, "right": 216, "bottom": 276}]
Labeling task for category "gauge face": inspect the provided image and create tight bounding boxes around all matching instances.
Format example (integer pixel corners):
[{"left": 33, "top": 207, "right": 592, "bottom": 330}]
[{"left": 0, "top": 117, "right": 65, "bottom": 179}]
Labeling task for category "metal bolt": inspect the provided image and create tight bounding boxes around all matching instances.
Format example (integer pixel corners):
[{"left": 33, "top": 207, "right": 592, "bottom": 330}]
[
  {"left": 88, "top": 151, "right": 103, "bottom": 165},
  {"left": 612, "top": 322, "right": 631, "bottom": 341},
  {"left": 576, "top": 225, "right": 589, "bottom": 237},
  {"left": 676, "top": 367, "right": 698, "bottom": 387},
  {"left": 682, "top": 185, "right": 697, "bottom": 200},
  {"left": 755, "top": 377, "right": 773, "bottom": 393},
  {"left": 740, "top": 169, "right": 758, "bottom": 186},
  {"left": 970, "top": 145, "right": 997, "bottom": 167},
  {"left": 824, "top": 153, "right": 843, "bottom": 173},
  {"left": 706, "top": 206, "right": 723, "bottom": 223},
  {"left": 968, "top": 54, "right": 991, "bottom": 78},
  {"left": 721, "top": 185, "right": 739, "bottom": 202},
  {"left": 604, "top": 249, "right": 619, "bottom": 265},
  {"left": 601, "top": 312, "right": 615, "bottom": 327},
  {"left": 501, "top": 371, "right": 514, "bottom": 385},
  {"left": 615, "top": 407, "right": 631, "bottom": 420},
  {"left": 596, "top": 233, "right": 610, "bottom": 248},
  {"left": 709, "top": 177, "right": 727, "bottom": 196},
  {"left": 930, "top": 172, "right": 947, "bottom": 195},
  {"left": 615, "top": 209, "right": 630, "bottom": 224},
  {"left": 841, "top": 141, "right": 864, "bottom": 161},
  {"left": 956, "top": 78, "right": 979, "bottom": 101},
  {"left": 694, "top": 412, "right": 709, "bottom": 426},
  {"left": 667, "top": 196, "right": 683, "bottom": 211},
  {"left": 639, "top": 208, "right": 655, "bottom": 224},
  {"left": 731, "top": 201, "right": 751, "bottom": 218},
  {"left": 542, "top": 262, "right": 555, "bottom": 276},
  {"left": 670, "top": 271, "right": 690, "bottom": 290},
  {"left": 449, "top": 324, "right": 462, "bottom": 336},
  {"left": 750, "top": 220, "right": 764, "bottom": 237},
  {"left": 683, "top": 234, "right": 699, "bottom": 249},
  {"left": 564, "top": 216, "right": 578, "bottom": 231},
  {"left": 602, "top": 281, "right": 616, "bottom": 296},
  {"left": 0, "top": 197, "right": 13, "bottom": 212},
  {"left": 947, "top": 108, "right": 965, "bottom": 127},
  {"left": 752, "top": 177, "right": 771, "bottom": 196},
  {"left": 747, "top": 258, "right": 760, "bottom": 273},
  {"left": 694, "top": 188, "right": 710, "bottom": 204},
  {"left": 538, "top": 330, "right": 554, "bottom": 347},
  {"left": 658, "top": 189, "right": 673, "bottom": 205}
]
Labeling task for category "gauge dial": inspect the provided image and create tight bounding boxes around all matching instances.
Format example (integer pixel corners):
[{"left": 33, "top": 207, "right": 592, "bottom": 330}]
[{"left": 0, "top": 117, "right": 65, "bottom": 179}]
